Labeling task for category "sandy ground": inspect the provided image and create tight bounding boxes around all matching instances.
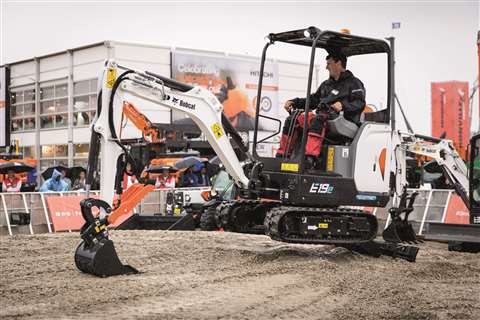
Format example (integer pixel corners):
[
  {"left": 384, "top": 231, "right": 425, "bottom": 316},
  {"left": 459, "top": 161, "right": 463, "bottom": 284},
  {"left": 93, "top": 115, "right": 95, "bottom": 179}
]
[{"left": 0, "top": 230, "right": 479, "bottom": 320}]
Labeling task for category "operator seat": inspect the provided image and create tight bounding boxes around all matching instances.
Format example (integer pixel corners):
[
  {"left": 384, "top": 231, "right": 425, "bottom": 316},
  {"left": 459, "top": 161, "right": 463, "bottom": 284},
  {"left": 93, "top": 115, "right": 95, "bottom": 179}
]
[
  {"left": 326, "top": 104, "right": 376, "bottom": 141},
  {"left": 327, "top": 115, "right": 358, "bottom": 139}
]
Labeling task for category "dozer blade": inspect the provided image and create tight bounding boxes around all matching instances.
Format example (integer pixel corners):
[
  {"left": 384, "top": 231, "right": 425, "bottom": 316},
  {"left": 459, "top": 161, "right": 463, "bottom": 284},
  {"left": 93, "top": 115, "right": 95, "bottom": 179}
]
[
  {"left": 75, "top": 238, "right": 138, "bottom": 277},
  {"left": 382, "top": 220, "right": 417, "bottom": 243}
]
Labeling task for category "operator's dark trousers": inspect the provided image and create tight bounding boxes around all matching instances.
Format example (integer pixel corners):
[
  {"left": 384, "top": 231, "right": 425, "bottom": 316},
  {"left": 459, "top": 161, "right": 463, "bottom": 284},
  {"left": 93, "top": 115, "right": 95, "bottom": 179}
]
[{"left": 276, "top": 111, "right": 328, "bottom": 158}]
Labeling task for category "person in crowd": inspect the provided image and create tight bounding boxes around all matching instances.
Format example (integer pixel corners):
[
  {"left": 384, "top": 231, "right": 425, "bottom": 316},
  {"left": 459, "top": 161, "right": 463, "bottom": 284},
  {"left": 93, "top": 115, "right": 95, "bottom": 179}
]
[
  {"left": 196, "top": 166, "right": 210, "bottom": 187},
  {"left": 72, "top": 170, "right": 86, "bottom": 191},
  {"left": 181, "top": 166, "right": 199, "bottom": 187},
  {"left": 122, "top": 162, "right": 138, "bottom": 190},
  {"left": 60, "top": 169, "right": 72, "bottom": 191},
  {"left": 2, "top": 170, "right": 22, "bottom": 192},
  {"left": 27, "top": 167, "right": 37, "bottom": 185},
  {"left": 39, "top": 169, "right": 69, "bottom": 192},
  {"left": 155, "top": 168, "right": 176, "bottom": 189}
]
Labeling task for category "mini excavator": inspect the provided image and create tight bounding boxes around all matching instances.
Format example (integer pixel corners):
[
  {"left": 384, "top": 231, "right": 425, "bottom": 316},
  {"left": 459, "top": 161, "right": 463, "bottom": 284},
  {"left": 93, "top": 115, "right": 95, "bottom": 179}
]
[{"left": 74, "top": 27, "right": 479, "bottom": 277}]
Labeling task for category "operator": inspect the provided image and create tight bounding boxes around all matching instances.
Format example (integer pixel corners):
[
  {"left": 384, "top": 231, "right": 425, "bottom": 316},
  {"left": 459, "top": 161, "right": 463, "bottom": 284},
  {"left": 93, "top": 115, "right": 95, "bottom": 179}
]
[{"left": 276, "top": 51, "right": 366, "bottom": 165}]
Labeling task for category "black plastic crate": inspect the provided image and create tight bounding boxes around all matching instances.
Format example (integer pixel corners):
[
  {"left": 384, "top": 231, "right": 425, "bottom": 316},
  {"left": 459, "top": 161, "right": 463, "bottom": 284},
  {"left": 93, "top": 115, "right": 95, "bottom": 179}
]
[{"left": 9, "top": 212, "right": 30, "bottom": 225}]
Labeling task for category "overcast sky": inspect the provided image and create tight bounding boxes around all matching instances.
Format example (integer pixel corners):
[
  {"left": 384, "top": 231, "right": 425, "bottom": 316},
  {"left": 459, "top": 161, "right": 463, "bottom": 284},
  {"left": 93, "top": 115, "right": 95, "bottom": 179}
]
[{"left": 1, "top": 0, "right": 479, "bottom": 134}]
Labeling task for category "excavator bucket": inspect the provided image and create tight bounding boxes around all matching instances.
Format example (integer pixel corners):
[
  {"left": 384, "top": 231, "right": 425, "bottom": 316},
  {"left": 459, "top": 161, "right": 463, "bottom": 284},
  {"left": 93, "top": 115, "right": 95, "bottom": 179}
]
[
  {"left": 383, "top": 191, "right": 419, "bottom": 243},
  {"left": 75, "top": 238, "right": 138, "bottom": 277},
  {"left": 74, "top": 198, "right": 140, "bottom": 277},
  {"left": 382, "top": 220, "right": 418, "bottom": 243}
]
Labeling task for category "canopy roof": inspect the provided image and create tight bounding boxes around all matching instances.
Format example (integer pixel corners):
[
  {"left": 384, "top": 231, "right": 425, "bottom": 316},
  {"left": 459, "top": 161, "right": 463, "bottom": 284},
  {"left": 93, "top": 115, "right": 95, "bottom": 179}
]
[{"left": 268, "top": 27, "right": 390, "bottom": 57}]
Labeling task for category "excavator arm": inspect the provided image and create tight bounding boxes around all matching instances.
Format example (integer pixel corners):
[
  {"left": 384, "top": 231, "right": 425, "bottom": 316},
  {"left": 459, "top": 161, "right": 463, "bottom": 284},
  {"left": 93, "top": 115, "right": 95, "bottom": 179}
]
[
  {"left": 75, "top": 60, "right": 252, "bottom": 277},
  {"left": 93, "top": 60, "right": 249, "bottom": 205},
  {"left": 121, "top": 101, "right": 162, "bottom": 143},
  {"left": 393, "top": 131, "right": 469, "bottom": 205}
]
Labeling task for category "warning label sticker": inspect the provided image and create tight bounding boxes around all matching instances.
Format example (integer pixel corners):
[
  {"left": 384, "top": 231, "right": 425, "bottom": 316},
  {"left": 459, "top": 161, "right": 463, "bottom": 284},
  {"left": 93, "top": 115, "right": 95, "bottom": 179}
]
[
  {"left": 211, "top": 123, "right": 224, "bottom": 140},
  {"left": 106, "top": 68, "right": 116, "bottom": 88}
]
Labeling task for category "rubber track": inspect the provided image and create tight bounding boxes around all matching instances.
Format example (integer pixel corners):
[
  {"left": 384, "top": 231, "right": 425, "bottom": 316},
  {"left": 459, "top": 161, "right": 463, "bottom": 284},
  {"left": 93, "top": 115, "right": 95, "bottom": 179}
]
[
  {"left": 264, "top": 206, "right": 378, "bottom": 245},
  {"left": 200, "top": 206, "right": 218, "bottom": 231},
  {"left": 216, "top": 200, "right": 279, "bottom": 234}
]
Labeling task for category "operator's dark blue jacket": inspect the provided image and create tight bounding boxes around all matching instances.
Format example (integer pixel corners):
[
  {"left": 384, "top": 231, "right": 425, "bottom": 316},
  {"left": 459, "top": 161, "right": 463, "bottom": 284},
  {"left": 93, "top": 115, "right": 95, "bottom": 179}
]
[{"left": 290, "top": 70, "right": 366, "bottom": 124}]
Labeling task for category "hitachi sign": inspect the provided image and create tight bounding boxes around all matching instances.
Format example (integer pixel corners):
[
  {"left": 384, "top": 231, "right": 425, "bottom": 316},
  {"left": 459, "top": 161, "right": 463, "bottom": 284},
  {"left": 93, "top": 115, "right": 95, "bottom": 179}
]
[{"left": 250, "top": 70, "right": 274, "bottom": 78}]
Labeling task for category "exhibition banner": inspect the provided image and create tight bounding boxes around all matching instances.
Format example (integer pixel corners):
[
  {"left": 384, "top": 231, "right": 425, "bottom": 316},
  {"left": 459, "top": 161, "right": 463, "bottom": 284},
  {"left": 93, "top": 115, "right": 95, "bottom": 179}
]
[
  {"left": 443, "top": 194, "right": 470, "bottom": 224},
  {"left": 45, "top": 195, "right": 95, "bottom": 231},
  {"left": 172, "top": 52, "right": 279, "bottom": 131}
]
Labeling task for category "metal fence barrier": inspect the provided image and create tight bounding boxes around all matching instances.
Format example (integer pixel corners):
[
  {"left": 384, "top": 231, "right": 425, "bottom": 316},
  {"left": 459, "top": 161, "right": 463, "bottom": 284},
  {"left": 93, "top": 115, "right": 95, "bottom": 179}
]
[
  {"left": 0, "top": 188, "right": 461, "bottom": 236},
  {"left": 0, "top": 187, "right": 210, "bottom": 236}
]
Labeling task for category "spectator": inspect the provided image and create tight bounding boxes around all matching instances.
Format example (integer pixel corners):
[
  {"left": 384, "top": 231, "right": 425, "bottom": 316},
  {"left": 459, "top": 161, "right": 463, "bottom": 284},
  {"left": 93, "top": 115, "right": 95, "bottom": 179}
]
[
  {"left": 39, "top": 169, "right": 69, "bottom": 192},
  {"left": 60, "top": 169, "right": 72, "bottom": 190},
  {"left": 122, "top": 163, "right": 138, "bottom": 190},
  {"left": 181, "top": 166, "right": 199, "bottom": 187},
  {"left": 27, "top": 167, "right": 37, "bottom": 185},
  {"left": 72, "top": 171, "right": 86, "bottom": 191},
  {"left": 155, "top": 168, "right": 175, "bottom": 189},
  {"left": 2, "top": 170, "right": 22, "bottom": 192},
  {"left": 196, "top": 166, "right": 210, "bottom": 186}
]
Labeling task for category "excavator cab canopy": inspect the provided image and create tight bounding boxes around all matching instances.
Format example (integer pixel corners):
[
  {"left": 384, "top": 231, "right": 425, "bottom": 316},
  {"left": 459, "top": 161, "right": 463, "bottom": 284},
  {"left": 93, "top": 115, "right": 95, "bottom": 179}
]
[
  {"left": 252, "top": 27, "right": 393, "bottom": 171},
  {"left": 266, "top": 27, "right": 391, "bottom": 56}
]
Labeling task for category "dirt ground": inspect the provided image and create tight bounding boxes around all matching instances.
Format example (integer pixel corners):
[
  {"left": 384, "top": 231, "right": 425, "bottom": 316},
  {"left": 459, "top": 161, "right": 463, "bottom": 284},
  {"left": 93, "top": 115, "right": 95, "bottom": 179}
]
[{"left": 0, "top": 230, "right": 479, "bottom": 320}]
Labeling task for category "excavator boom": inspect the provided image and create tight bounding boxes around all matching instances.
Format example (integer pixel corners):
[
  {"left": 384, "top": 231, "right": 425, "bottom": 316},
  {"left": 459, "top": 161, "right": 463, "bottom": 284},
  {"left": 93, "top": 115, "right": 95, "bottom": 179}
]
[{"left": 75, "top": 60, "right": 251, "bottom": 277}]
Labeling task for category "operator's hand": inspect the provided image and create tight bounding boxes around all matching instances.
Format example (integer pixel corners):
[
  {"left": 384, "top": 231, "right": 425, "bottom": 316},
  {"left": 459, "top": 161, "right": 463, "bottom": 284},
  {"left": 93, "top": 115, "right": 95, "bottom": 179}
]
[
  {"left": 331, "top": 101, "right": 343, "bottom": 113},
  {"left": 284, "top": 100, "right": 294, "bottom": 113}
]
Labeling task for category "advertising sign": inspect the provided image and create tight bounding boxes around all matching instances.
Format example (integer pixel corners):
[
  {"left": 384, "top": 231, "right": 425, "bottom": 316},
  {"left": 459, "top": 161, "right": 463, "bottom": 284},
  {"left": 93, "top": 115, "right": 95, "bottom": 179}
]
[
  {"left": 431, "top": 81, "right": 470, "bottom": 159},
  {"left": 45, "top": 195, "right": 134, "bottom": 231},
  {"left": 45, "top": 195, "right": 91, "bottom": 231},
  {"left": 172, "top": 52, "right": 279, "bottom": 132},
  {"left": 444, "top": 194, "right": 470, "bottom": 224}
]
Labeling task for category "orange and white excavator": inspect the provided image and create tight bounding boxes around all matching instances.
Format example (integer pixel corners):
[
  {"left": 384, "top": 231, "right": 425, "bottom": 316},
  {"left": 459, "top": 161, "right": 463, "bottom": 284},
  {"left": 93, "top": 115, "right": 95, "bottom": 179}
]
[{"left": 74, "top": 27, "right": 479, "bottom": 278}]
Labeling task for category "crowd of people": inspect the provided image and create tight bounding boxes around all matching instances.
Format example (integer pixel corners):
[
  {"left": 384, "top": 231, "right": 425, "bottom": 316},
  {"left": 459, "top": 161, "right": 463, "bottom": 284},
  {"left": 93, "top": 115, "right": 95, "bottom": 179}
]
[
  {"left": 125, "top": 162, "right": 211, "bottom": 191},
  {"left": 1, "top": 167, "right": 87, "bottom": 193},
  {"left": 1, "top": 159, "right": 211, "bottom": 193}
]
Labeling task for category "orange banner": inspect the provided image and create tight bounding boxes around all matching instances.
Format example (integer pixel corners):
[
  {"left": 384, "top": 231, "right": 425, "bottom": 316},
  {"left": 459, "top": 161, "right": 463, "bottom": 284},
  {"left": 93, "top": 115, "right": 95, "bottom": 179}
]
[
  {"left": 46, "top": 195, "right": 93, "bottom": 231},
  {"left": 444, "top": 194, "right": 470, "bottom": 224},
  {"left": 46, "top": 195, "right": 134, "bottom": 231}
]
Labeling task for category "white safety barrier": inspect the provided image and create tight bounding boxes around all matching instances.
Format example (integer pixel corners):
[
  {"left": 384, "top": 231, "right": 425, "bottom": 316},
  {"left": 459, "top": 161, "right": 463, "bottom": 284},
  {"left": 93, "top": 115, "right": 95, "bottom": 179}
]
[
  {"left": 379, "top": 189, "right": 456, "bottom": 235},
  {"left": 0, "top": 187, "right": 210, "bottom": 236},
  {"left": 0, "top": 188, "right": 464, "bottom": 237}
]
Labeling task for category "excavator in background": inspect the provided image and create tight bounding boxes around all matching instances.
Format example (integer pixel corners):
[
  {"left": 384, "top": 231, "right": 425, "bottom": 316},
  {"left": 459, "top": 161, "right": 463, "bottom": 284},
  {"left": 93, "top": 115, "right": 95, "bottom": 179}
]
[
  {"left": 424, "top": 133, "right": 480, "bottom": 252},
  {"left": 74, "top": 27, "right": 479, "bottom": 277}
]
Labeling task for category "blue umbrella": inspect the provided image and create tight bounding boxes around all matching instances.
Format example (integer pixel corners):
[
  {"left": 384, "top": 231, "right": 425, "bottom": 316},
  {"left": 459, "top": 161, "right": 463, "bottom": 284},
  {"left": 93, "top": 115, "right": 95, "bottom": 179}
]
[
  {"left": 192, "top": 162, "right": 205, "bottom": 172},
  {"left": 174, "top": 156, "right": 204, "bottom": 170}
]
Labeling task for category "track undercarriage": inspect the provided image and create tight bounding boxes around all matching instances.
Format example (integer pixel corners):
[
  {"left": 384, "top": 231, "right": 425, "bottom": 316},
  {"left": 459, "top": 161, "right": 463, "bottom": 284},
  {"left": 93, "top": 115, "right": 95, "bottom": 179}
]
[{"left": 210, "top": 199, "right": 419, "bottom": 262}]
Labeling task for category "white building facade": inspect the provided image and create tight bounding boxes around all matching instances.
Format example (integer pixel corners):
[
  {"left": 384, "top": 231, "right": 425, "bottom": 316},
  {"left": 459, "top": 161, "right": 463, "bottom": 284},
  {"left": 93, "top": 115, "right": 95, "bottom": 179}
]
[{"left": 2, "top": 40, "right": 320, "bottom": 174}]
